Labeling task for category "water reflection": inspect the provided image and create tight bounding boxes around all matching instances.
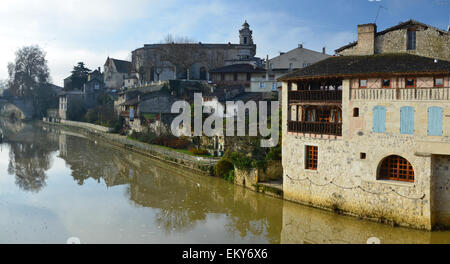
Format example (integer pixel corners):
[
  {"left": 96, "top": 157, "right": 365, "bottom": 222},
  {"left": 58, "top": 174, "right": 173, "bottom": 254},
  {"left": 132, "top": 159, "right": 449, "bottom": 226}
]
[
  {"left": 2, "top": 121, "right": 58, "bottom": 193},
  {"left": 0, "top": 120, "right": 448, "bottom": 244}
]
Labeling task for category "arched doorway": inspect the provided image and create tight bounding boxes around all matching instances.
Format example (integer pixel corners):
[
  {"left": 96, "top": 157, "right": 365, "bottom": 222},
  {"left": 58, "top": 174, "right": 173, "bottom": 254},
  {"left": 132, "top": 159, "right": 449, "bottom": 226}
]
[
  {"left": 378, "top": 155, "right": 414, "bottom": 182},
  {"left": 199, "top": 67, "right": 207, "bottom": 80}
]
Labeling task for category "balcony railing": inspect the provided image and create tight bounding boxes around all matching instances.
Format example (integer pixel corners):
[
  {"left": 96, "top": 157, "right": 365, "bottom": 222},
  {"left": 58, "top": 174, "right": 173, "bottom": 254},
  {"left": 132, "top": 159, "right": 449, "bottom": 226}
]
[
  {"left": 288, "top": 121, "right": 342, "bottom": 136},
  {"left": 288, "top": 90, "right": 342, "bottom": 102},
  {"left": 351, "top": 87, "right": 450, "bottom": 101}
]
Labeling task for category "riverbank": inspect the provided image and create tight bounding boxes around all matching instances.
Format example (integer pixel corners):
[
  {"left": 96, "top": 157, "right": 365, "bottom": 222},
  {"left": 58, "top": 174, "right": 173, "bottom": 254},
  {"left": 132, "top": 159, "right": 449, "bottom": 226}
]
[
  {"left": 42, "top": 120, "right": 285, "bottom": 200},
  {"left": 41, "top": 120, "right": 218, "bottom": 175}
]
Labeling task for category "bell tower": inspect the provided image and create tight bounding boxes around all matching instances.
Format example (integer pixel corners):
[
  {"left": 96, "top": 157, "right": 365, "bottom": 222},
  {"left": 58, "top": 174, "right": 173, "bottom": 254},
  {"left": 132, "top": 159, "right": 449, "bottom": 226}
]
[{"left": 239, "top": 20, "right": 253, "bottom": 45}]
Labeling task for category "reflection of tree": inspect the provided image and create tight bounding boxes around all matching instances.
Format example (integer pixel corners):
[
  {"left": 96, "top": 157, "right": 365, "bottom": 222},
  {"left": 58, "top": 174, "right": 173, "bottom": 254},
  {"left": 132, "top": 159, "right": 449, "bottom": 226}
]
[{"left": 4, "top": 122, "right": 59, "bottom": 193}]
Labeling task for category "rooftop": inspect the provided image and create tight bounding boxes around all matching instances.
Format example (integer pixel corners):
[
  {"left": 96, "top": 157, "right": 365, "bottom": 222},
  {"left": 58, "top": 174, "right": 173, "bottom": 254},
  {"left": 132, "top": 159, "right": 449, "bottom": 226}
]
[
  {"left": 209, "top": 63, "right": 266, "bottom": 73},
  {"left": 278, "top": 53, "right": 450, "bottom": 81}
]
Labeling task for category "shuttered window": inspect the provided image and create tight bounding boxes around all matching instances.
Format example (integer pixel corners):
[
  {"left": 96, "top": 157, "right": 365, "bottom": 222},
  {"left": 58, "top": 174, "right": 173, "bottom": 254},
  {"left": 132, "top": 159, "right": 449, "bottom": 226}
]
[
  {"left": 373, "top": 106, "right": 386, "bottom": 133},
  {"left": 400, "top": 106, "right": 414, "bottom": 134},
  {"left": 428, "top": 106, "right": 443, "bottom": 136}
]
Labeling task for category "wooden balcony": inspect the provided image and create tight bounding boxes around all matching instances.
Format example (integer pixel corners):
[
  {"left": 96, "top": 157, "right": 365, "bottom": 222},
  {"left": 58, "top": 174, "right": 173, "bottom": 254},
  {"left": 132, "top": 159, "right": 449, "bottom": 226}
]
[
  {"left": 351, "top": 87, "right": 450, "bottom": 101},
  {"left": 288, "top": 90, "right": 342, "bottom": 103},
  {"left": 288, "top": 121, "right": 342, "bottom": 136}
]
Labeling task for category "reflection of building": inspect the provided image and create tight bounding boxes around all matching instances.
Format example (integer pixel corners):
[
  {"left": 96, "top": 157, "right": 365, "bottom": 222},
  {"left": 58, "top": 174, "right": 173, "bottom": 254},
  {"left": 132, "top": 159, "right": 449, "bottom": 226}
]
[{"left": 279, "top": 52, "right": 450, "bottom": 230}]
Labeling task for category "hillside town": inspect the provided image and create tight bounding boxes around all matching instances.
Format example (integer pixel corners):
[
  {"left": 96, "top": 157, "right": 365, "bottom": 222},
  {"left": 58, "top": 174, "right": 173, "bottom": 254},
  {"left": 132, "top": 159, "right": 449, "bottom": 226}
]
[{"left": 0, "top": 13, "right": 449, "bottom": 244}]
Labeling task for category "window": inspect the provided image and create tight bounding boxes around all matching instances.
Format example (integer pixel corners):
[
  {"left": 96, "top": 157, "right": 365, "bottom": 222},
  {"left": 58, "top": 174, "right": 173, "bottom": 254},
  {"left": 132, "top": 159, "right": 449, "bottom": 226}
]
[
  {"left": 405, "top": 78, "right": 416, "bottom": 88},
  {"left": 428, "top": 106, "right": 443, "bottom": 136},
  {"left": 220, "top": 73, "right": 225, "bottom": 81},
  {"left": 382, "top": 79, "right": 391, "bottom": 88},
  {"left": 305, "top": 146, "right": 318, "bottom": 170},
  {"left": 400, "top": 106, "right": 414, "bottom": 134},
  {"left": 360, "top": 153, "right": 366, "bottom": 160},
  {"left": 259, "top": 82, "right": 266, "bottom": 88},
  {"left": 434, "top": 77, "right": 444, "bottom": 87},
  {"left": 360, "top": 79, "right": 367, "bottom": 88},
  {"left": 373, "top": 106, "right": 386, "bottom": 133},
  {"left": 353, "top": 108, "right": 359, "bottom": 117},
  {"left": 243, "top": 37, "right": 247, "bottom": 45},
  {"left": 246, "top": 73, "right": 251, "bottom": 81},
  {"left": 407, "top": 29, "right": 416, "bottom": 50},
  {"left": 269, "top": 63, "right": 273, "bottom": 69},
  {"left": 379, "top": 155, "right": 414, "bottom": 182},
  {"left": 289, "top": 63, "right": 293, "bottom": 70},
  {"left": 302, "top": 63, "right": 310, "bottom": 68},
  {"left": 233, "top": 72, "right": 238, "bottom": 81},
  {"left": 269, "top": 75, "right": 275, "bottom": 80}
]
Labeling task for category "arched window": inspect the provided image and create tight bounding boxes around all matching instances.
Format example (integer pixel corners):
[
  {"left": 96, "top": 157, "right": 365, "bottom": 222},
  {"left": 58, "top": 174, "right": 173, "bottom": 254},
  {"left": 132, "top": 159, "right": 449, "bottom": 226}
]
[{"left": 379, "top": 155, "right": 414, "bottom": 182}]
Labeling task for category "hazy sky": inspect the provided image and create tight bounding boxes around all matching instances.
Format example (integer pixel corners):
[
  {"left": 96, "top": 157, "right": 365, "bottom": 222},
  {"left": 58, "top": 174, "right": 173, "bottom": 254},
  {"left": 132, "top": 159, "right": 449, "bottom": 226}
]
[{"left": 0, "top": 0, "right": 449, "bottom": 86}]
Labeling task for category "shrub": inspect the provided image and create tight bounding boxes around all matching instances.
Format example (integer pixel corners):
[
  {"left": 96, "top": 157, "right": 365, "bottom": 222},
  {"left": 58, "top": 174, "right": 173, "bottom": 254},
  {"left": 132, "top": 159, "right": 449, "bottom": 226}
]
[
  {"left": 214, "top": 158, "right": 234, "bottom": 178},
  {"left": 229, "top": 152, "right": 254, "bottom": 171},
  {"left": 266, "top": 144, "right": 281, "bottom": 161},
  {"left": 224, "top": 170, "right": 235, "bottom": 183},
  {"left": 189, "top": 148, "right": 210, "bottom": 156}
]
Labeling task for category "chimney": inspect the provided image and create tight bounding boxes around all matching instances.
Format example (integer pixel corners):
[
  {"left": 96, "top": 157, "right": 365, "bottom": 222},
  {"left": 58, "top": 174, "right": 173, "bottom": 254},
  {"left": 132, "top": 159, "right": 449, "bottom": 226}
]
[
  {"left": 357, "top": 23, "right": 377, "bottom": 55},
  {"left": 322, "top": 47, "right": 326, "bottom": 54}
]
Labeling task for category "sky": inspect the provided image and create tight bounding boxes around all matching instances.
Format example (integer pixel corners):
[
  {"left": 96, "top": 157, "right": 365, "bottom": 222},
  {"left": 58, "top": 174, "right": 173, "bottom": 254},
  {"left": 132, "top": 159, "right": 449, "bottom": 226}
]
[{"left": 0, "top": 0, "right": 449, "bottom": 87}]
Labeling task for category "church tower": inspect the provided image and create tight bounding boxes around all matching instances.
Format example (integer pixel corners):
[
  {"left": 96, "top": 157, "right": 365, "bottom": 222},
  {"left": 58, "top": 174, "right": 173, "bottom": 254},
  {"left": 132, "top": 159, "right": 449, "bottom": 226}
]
[{"left": 239, "top": 20, "right": 253, "bottom": 45}]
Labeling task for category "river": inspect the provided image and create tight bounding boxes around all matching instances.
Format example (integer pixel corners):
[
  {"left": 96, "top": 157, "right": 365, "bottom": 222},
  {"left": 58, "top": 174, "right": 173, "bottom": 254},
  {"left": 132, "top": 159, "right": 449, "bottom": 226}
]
[{"left": 0, "top": 120, "right": 449, "bottom": 244}]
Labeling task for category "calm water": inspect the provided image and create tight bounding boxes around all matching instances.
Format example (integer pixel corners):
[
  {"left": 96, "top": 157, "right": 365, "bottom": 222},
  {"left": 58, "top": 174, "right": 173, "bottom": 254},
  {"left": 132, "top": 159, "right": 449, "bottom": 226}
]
[{"left": 0, "top": 121, "right": 449, "bottom": 244}]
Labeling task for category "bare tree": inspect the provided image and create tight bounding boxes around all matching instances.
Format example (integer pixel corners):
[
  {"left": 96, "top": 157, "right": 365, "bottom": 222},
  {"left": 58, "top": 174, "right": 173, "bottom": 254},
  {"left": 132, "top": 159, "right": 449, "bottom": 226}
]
[
  {"left": 160, "top": 34, "right": 207, "bottom": 80},
  {"left": 7, "top": 45, "right": 55, "bottom": 117}
]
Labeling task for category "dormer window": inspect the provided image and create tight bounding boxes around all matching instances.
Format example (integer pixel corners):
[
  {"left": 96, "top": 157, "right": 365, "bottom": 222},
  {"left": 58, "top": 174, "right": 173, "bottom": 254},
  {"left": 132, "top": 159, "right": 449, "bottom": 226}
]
[
  {"left": 434, "top": 77, "right": 444, "bottom": 87},
  {"left": 407, "top": 28, "right": 416, "bottom": 50}
]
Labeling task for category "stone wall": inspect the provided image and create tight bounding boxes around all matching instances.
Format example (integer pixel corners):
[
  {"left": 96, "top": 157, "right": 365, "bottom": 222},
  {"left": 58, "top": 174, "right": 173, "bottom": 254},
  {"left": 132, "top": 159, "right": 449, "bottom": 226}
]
[
  {"left": 60, "top": 120, "right": 112, "bottom": 133},
  {"left": 338, "top": 25, "right": 450, "bottom": 61},
  {"left": 375, "top": 27, "right": 450, "bottom": 61},
  {"left": 234, "top": 161, "right": 283, "bottom": 190},
  {"left": 432, "top": 155, "right": 450, "bottom": 228}
]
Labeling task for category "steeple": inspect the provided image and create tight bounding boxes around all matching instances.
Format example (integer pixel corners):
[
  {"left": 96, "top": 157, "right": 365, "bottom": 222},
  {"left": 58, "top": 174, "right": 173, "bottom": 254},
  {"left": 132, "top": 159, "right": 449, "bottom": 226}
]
[{"left": 239, "top": 20, "right": 253, "bottom": 45}]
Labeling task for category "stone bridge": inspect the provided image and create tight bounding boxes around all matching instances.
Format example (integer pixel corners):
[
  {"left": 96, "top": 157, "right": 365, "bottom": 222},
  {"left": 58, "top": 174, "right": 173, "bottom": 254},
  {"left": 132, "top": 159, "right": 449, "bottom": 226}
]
[{"left": 0, "top": 98, "right": 34, "bottom": 120}]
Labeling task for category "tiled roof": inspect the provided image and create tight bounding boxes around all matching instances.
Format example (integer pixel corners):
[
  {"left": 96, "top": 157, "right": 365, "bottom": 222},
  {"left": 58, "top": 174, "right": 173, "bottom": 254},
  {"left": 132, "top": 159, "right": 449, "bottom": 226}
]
[
  {"left": 209, "top": 63, "right": 266, "bottom": 73},
  {"left": 278, "top": 53, "right": 450, "bottom": 81}
]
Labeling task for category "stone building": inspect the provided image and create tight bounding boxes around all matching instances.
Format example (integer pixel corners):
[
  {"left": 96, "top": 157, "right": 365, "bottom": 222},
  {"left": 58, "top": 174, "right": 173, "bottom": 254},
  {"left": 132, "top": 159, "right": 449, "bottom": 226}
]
[
  {"left": 335, "top": 19, "right": 449, "bottom": 61},
  {"left": 131, "top": 21, "right": 261, "bottom": 83},
  {"left": 209, "top": 63, "right": 266, "bottom": 91},
  {"left": 279, "top": 53, "right": 450, "bottom": 230},
  {"left": 259, "top": 45, "right": 330, "bottom": 94},
  {"left": 104, "top": 57, "right": 132, "bottom": 90}
]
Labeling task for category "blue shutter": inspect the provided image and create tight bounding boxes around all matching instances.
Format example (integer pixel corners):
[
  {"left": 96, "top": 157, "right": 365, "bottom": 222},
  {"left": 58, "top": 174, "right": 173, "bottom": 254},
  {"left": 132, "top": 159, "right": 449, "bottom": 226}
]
[
  {"left": 428, "top": 106, "right": 443, "bottom": 136},
  {"left": 400, "top": 106, "right": 414, "bottom": 134},
  {"left": 373, "top": 106, "right": 386, "bottom": 133}
]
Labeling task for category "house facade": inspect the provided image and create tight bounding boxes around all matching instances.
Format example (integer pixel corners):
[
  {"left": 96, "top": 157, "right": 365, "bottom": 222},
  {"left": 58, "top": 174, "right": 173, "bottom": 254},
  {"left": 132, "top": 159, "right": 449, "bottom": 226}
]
[
  {"left": 104, "top": 57, "right": 132, "bottom": 90},
  {"left": 259, "top": 44, "right": 330, "bottom": 97},
  {"left": 335, "top": 19, "right": 449, "bottom": 61},
  {"left": 279, "top": 53, "right": 450, "bottom": 230}
]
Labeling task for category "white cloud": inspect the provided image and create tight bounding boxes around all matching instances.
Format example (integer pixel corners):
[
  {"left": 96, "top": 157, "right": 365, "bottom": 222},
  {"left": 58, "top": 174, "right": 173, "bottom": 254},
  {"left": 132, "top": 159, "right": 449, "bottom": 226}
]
[{"left": 0, "top": 0, "right": 358, "bottom": 86}]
